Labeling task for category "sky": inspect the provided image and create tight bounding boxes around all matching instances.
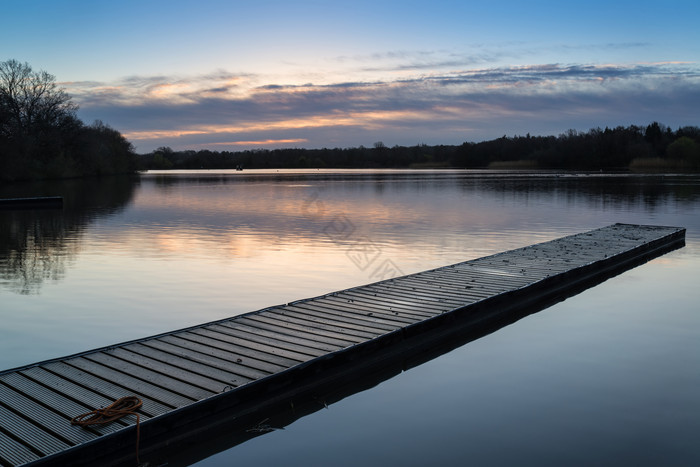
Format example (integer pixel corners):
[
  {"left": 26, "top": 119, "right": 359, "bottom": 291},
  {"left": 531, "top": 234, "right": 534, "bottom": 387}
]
[{"left": 2, "top": 0, "right": 699, "bottom": 153}]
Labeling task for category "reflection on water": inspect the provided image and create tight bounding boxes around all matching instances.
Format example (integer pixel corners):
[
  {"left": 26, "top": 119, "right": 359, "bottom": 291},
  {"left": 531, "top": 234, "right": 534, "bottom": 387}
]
[
  {"left": 2, "top": 171, "right": 698, "bottom": 296},
  {"left": 98, "top": 171, "right": 700, "bottom": 267},
  {"left": 1, "top": 170, "right": 699, "bottom": 466},
  {"left": 0, "top": 176, "right": 138, "bottom": 294}
]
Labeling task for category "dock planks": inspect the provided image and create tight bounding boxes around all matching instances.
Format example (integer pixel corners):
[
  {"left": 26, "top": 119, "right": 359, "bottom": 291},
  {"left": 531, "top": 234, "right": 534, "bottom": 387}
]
[{"left": 0, "top": 223, "right": 685, "bottom": 466}]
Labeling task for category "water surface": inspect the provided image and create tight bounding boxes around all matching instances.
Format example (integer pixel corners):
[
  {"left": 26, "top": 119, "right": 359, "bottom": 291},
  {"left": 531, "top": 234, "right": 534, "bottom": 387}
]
[{"left": 1, "top": 170, "right": 698, "bottom": 466}]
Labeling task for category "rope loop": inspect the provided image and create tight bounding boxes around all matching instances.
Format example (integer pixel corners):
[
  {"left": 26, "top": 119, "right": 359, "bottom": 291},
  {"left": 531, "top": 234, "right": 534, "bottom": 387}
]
[
  {"left": 71, "top": 396, "right": 142, "bottom": 426},
  {"left": 71, "top": 396, "right": 143, "bottom": 465}
]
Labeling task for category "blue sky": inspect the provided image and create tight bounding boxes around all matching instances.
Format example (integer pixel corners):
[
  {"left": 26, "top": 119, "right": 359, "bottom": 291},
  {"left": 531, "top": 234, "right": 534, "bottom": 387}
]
[{"left": 2, "top": 0, "right": 699, "bottom": 152}]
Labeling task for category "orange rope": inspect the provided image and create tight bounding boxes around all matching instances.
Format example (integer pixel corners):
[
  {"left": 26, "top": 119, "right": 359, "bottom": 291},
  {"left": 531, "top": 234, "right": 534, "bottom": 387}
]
[{"left": 71, "top": 396, "right": 143, "bottom": 465}]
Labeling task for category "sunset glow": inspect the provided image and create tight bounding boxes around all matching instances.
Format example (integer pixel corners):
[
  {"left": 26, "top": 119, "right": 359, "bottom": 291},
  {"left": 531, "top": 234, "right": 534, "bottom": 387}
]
[{"left": 3, "top": 0, "right": 698, "bottom": 152}]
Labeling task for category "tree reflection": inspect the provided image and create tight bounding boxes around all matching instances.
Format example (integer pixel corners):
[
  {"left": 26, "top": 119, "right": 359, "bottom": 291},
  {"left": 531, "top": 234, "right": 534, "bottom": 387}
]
[{"left": 0, "top": 176, "right": 138, "bottom": 294}]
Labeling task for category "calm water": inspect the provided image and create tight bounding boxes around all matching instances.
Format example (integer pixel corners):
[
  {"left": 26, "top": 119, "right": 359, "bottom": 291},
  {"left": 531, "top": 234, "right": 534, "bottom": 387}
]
[{"left": 1, "top": 170, "right": 699, "bottom": 466}]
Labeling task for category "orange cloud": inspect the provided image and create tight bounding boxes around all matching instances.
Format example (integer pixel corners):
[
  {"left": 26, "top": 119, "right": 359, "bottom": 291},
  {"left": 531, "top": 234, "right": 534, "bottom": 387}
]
[
  {"left": 148, "top": 82, "right": 193, "bottom": 99},
  {"left": 123, "top": 109, "right": 427, "bottom": 141},
  {"left": 205, "top": 138, "right": 309, "bottom": 146}
]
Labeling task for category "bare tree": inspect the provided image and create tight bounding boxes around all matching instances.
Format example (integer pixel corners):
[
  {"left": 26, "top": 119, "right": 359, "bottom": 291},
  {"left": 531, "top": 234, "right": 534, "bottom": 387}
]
[
  {"left": 1, "top": 60, "right": 137, "bottom": 180},
  {"left": 0, "top": 59, "right": 77, "bottom": 140}
]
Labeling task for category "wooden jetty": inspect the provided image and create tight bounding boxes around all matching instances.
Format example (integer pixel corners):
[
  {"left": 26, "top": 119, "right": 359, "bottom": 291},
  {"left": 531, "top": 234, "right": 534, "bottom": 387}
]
[
  {"left": 0, "top": 224, "right": 685, "bottom": 466},
  {"left": 0, "top": 197, "right": 63, "bottom": 210}
]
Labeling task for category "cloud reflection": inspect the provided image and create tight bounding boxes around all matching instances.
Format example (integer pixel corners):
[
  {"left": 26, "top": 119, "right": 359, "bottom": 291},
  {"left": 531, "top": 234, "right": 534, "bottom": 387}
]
[
  {"left": 110, "top": 172, "right": 700, "bottom": 265},
  {"left": 2, "top": 172, "right": 699, "bottom": 295}
]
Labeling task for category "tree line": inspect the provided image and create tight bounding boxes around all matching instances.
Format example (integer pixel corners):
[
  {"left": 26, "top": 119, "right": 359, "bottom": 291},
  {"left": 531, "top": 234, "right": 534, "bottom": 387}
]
[
  {"left": 144, "top": 123, "right": 700, "bottom": 171},
  {"left": 1, "top": 59, "right": 137, "bottom": 181}
]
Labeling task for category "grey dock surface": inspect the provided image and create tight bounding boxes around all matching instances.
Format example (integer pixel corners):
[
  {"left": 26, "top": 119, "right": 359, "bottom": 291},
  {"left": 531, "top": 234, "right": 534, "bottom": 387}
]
[{"left": 0, "top": 223, "right": 685, "bottom": 466}]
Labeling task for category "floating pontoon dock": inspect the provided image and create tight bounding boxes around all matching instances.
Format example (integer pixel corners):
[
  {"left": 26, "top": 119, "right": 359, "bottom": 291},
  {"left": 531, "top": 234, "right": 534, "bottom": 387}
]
[
  {"left": 0, "top": 224, "right": 685, "bottom": 466},
  {"left": 0, "top": 197, "right": 63, "bottom": 210}
]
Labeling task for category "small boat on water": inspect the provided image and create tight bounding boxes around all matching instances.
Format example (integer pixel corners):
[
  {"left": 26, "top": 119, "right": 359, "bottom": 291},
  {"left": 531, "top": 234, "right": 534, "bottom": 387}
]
[{"left": 0, "top": 196, "right": 63, "bottom": 209}]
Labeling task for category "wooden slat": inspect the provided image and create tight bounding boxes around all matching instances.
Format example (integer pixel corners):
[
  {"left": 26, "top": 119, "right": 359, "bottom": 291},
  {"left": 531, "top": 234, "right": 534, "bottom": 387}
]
[
  {"left": 430, "top": 266, "right": 535, "bottom": 284},
  {"left": 0, "top": 384, "right": 97, "bottom": 445},
  {"left": 466, "top": 264, "right": 561, "bottom": 280},
  {"left": 306, "top": 299, "right": 425, "bottom": 328},
  {"left": 337, "top": 288, "right": 450, "bottom": 310},
  {"left": 159, "top": 333, "right": 289, "bottom": 373},
  {"left": 226, "top": 317, "right": 357, "bottom": 348},
  {"left": 20, "top": 367, "right": 145, "bottom": 423},
  {"left": 40, "top": 362, "right": 174, "bottom": 416},
  {"left": 459, "top": 267, "right": 536, "bottom": 279},
  {"left": 392, "top": 274, "right": 501, "bottom": 297},
  {"left": 0, "top": 373, "right": 125, "bottom": 435},
  {"left": 256, "top": 308, "right": 377, "bottom": 342},
  {"left": 308, "top": 297, "right": 427, "bottom": 324},
  {"left": 206, "top": 324, "right": 330, "bottom": 357},
  {"left": 0, "top": 405, "right": 69, "bottom": 456},
  {"left": 361, "top": 284, "right": 470, "bottom": 306},
  {"left": 280, "top": 305, "right": 399, "bottom": 334},
  {"left": 397, "top": 276, "right": 499, "bottom": 295},
  {"left": 320, "top": 294, "right": 437, "bottom": 320},
  {"left": 64, "top": 358, "right": 195, "bottom": 408},
  {"left": 242, "top": 312, "right": 369, "bottom": 342},
  {"left": 407, "top": 272, "right": 515, "bottom": 292},
  {"left": 0, "top": 431, "right": 41, "bottom": 466},
  {"left": 295, "top": 300, "right": 418, "bottom": 326},
  {"left": 81, "top": 353, "right": 215, "bottom": 401},
  {"left": 216, "top": 321, "right": 348, "bottom": 352},
  {"left": 381, "top": 275, "right": 483, "bottom": 295},
  {"left": 336, "top": 290, "right": 451, "bottom": 313},
  {"left": 146, "top": 337, "right": 278, "bottom": 378},
  {"left": 327, "top": 292, "right": 441, "bottom": 316},
  {"left": 272, "top": 302, "right": 407, "bottom": 331},
  {"left": 386, "top": 281, "right": 492, "bottom": 302},
  {"left": 418, "top": 270, "right": 522, "bottom": 289},
  {"left": 103, "top": 348, "right": 233, "bottom": 394},
  {"left": 123, "top": 343, "right": 253, "bottom": 387},
  {"left": 191, "top": 327, "right": 318, "bottom": 362}
]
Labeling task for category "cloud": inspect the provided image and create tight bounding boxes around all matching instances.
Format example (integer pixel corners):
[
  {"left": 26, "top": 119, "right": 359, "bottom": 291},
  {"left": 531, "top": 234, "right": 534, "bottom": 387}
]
[
  {"left": 204, "top": 138, "right": 308, "bottom": 147},
  {"left": 68, "top": 71, "right": 254, "bottom": 107},
  {"left": 69, "top": 62, "right": 700, "bottom": 152},
  {"left": 332, "top": 48, "right": 514, "bottom": 75},
  {"left": 560, "top": 42, "right": 650, "bottom": 51}
]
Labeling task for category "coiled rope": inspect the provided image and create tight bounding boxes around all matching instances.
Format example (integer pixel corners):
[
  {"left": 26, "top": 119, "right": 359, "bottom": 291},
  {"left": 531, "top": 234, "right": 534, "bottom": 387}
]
[{"left": 71, "top": 396, "right": 143, "bottom": 465}]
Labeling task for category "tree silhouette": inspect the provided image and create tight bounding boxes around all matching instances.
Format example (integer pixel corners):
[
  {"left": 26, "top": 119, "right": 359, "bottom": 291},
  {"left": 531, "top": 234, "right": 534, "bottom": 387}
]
[
  {"left": 1, "top": 59, "right": 137, "bottom": 180},
  {"left": 0, "top": 59, "right": 77, "bottom": 144}
]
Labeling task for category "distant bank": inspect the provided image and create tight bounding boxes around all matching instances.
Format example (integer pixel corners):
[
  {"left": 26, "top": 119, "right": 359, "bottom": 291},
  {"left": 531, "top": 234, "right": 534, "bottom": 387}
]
[{"left": 140, "top": 122, "right": 699, "bottom": 173}]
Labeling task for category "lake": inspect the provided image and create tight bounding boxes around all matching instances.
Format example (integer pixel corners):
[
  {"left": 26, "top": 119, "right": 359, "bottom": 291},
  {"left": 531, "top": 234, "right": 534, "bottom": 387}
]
[{"left": 1, "top": 169, "right": 699, "bottom": 466}]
